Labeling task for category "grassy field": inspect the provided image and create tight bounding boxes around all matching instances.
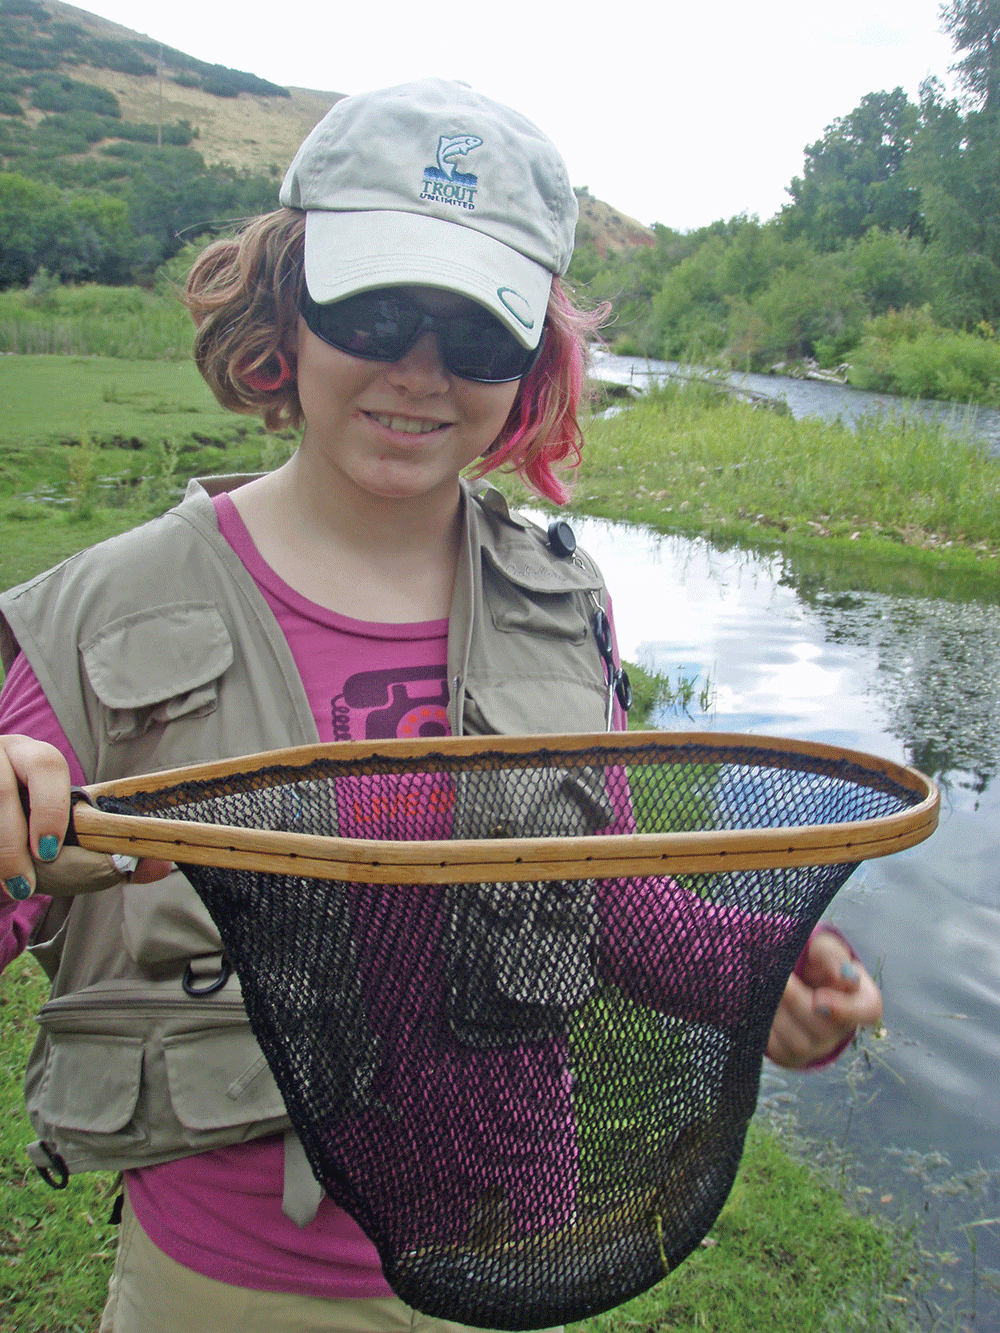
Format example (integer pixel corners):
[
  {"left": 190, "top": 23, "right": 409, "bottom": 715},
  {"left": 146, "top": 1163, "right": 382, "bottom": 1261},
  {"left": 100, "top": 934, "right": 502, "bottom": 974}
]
[
  {"left": 1, "top": 951, "right": 925, "bottom": 1333},
  {"left": 0, "top": 354, "right": 296, "bottom": 586},
  {"left": 1, "top": 351, "right": 986, "bottom": 1330}
]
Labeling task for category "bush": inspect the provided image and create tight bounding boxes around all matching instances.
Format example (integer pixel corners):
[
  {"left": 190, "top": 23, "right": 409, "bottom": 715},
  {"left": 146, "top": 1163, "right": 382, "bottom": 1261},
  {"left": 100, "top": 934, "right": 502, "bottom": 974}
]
[
  {"left": 30, "top": 113, "right": 105, "bottom": 157},
  {"left": 113, "top": 119, "right": 195, "bottom": 146},
  {"left": 848, "top": 306, "right": 1000, "bottom": 404},
  {"left": 31, "top": 76, "right": 120, "bottom": 118},
  {"left": 0, "top": 90, "right": 24, "bottom": 115},
  {"left": 728, "top": 250, "right": 866, "bottom": 367}
]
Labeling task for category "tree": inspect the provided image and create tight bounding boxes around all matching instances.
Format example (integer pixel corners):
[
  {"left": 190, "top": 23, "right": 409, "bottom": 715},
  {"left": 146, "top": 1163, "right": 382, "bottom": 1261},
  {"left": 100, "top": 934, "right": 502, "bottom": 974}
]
[
  {"left": 782, "top": 89, "right": 924, "bottom": 251},
  {"left": 940, "top": 0, "right": 1000, "bottom": 113},
  {"left": 907, "top": 75, "right": 1000, "bottom": 324}
]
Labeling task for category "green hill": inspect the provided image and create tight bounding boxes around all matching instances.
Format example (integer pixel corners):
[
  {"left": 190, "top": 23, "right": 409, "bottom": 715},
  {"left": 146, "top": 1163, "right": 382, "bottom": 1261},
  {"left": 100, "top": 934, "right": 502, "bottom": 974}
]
[
  {"left": 0, "top": 0, "right": 347, "bottom": 284},
  {"left": 0, "top": 0, "right": 651, "bottom": 288}
]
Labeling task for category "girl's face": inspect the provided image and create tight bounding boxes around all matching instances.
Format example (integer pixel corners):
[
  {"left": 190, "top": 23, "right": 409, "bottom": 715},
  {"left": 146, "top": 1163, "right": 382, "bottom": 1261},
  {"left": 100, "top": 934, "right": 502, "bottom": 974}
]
[{"left": 294, "top": 287, "right": 521, "bottom": 506}]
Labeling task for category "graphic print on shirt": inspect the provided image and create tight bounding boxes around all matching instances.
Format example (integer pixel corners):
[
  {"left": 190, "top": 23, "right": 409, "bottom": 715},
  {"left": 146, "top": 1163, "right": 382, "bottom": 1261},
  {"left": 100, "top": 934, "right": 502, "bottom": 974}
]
[{"left": 332, "top": 665, "right": 450, "bottom": 741}]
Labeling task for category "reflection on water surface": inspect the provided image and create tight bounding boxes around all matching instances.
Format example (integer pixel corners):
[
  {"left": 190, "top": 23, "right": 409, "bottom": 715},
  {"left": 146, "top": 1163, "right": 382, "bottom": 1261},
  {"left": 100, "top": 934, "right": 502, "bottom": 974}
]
[{"left": 539, "top": 512, "right": 1000, "bottom": 1328}]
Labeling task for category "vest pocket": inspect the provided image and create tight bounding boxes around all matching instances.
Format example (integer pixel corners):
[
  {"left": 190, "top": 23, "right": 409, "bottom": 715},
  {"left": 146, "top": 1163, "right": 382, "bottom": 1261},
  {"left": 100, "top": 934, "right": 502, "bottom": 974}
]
[
  {"left": 40, "top": 1032, "right": 143, "bottom": 1135},
  {"left": 163, "top": 1027, "right": 287, "bottom": 1130},
  {"left": 29, "top": 981, "right": 291, "bottom": 1173},
  {"left": 80, "top": 602, "right": 233, "bottom": 743}
]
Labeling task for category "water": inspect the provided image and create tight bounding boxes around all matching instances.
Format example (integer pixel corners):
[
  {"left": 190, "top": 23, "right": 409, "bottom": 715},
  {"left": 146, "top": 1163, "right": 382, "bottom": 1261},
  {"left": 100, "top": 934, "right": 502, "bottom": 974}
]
[
  {"left": 590, "top": 349, "right": 1000, "bottom": 454},
  {"left": 550, "top": 512, "right": 1000, "bottom": 1329}
]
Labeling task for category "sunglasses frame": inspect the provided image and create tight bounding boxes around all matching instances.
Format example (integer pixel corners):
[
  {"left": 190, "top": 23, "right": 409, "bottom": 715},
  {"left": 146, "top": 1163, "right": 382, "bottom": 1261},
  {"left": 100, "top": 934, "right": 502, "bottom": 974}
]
[{"left": 299, "top": 289, "right": 543, "bottom": 384}]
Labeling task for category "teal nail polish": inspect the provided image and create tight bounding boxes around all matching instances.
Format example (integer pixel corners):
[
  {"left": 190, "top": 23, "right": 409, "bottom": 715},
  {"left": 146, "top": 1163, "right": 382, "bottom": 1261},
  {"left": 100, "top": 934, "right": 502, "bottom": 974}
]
[
  {"left": 38, "top": 835, "right": 59, "bottom": 862},
  {"left": 5, "top": 875, "right": 32, "bottom": 901},
  {"left": 841, "top": 962, "right": 860, "bottom": 982}
]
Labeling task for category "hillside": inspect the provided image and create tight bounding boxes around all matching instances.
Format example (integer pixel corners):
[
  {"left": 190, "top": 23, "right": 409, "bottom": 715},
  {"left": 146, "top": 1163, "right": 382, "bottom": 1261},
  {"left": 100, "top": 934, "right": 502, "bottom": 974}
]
[
  {"left": 0, "top": 0, "right": 654, "bottom": 280},
  {"left": 0, "top": 0, "right": 343, "bottom": 173}
]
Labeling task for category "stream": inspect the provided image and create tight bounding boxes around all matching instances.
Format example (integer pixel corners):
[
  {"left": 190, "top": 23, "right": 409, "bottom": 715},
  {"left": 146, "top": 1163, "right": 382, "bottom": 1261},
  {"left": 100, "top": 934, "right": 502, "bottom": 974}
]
[
  {"left": 590, "top": 350, "right": 1000, "bottom": 455},
  {"left": 527, "top": 498, "right": 1000, "bottom": 1329}
]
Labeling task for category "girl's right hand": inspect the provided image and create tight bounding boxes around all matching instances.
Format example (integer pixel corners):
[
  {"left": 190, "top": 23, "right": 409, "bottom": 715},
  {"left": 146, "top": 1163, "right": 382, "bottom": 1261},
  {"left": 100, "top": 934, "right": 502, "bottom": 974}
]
[{"left": 0, "top": 734, "right": 171, "bottom": 901}]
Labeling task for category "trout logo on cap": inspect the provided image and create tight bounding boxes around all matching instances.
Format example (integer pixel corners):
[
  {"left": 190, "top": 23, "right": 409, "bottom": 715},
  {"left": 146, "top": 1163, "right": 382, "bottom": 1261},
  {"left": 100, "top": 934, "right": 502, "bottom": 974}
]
[{"left": 420, "top": 133, "right": 482, "bottom": 211}]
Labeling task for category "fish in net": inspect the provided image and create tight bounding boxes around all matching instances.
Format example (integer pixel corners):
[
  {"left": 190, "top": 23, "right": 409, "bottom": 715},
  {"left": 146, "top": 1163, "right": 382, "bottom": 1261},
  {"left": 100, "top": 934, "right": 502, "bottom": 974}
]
[{"left": 72, "top": 731, "right": 938, "bottom": 1329}]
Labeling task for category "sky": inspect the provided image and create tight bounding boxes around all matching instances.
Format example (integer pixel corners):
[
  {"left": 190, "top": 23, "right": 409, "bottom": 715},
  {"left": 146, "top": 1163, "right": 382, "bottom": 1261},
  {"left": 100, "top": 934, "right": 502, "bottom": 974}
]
[{"left": 72, "top": 0, "right": 958, "bottom": 232}]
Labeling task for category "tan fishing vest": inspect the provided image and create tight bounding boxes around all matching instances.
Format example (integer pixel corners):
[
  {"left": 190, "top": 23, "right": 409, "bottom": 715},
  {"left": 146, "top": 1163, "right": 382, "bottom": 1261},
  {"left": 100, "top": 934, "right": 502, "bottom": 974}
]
[{"left": 0, "top": 476, "right": 611, "bottom": 1198}]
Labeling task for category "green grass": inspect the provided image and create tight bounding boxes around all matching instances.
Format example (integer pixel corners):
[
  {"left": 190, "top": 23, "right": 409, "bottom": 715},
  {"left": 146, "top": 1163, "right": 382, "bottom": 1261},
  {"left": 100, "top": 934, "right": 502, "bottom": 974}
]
[
  {"left": 1, "top": 953, "right": 119, "bottom": 1333},
  {"left": 569, "top": 382, "right": 1000, "bottom": 558},
  {"left": 0, "top": 355, "right": 296, "bottom": 585},
  {"left": 569, "top": 1123, "right": 921, "bottom": 1333},
  {"left": 0, "top": 284, "right": 194, "bottom": 361}
]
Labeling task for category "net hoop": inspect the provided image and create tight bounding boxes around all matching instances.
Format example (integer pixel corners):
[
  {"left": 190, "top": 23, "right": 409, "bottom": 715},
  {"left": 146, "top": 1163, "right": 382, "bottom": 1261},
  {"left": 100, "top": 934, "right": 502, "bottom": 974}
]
[{"left": 73, "top": 731, "right": 939, "bottom": 883}]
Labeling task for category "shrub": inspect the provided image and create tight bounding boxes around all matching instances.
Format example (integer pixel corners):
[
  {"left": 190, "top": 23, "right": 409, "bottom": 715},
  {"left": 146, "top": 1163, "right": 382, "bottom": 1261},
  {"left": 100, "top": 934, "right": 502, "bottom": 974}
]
[
  {"left": 31, "top": 76, "right": 120, "bottom": 118},
  {"left": 849, "top": 307, "right": 1000, "bottom": 404},
  {"left": 113, "top": 119, "right": 195, "bottom": 146}
]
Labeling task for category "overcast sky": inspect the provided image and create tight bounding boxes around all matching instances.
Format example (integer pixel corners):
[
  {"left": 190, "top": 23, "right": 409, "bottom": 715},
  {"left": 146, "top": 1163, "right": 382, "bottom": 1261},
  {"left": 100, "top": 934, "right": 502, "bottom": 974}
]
[{"left": 75, "top": 0, "right": 958, "bottom": 231}]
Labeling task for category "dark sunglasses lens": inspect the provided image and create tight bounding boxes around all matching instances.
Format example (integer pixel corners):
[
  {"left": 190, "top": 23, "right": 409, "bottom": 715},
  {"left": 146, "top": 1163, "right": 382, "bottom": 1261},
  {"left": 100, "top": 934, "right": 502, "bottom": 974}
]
[
  {"left": 303, "top": 293, "right": 421, "bottom": 361},
  {"left": 441, "top": 315, "right": 538, "bottom": 382}
]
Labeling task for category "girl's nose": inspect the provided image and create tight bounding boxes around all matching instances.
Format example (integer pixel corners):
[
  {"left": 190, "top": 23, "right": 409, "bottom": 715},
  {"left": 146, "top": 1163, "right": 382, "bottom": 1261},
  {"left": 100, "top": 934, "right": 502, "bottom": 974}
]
[{"left": 386, "top": 330, "right": 450, "bottom": 394}]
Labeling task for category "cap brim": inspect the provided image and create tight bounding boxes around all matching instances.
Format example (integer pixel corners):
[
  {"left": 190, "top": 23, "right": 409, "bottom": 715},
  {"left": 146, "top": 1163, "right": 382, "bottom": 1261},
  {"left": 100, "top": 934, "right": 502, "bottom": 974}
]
[{"left": 303, "top": 211, "right": 551, "bottom": 350}]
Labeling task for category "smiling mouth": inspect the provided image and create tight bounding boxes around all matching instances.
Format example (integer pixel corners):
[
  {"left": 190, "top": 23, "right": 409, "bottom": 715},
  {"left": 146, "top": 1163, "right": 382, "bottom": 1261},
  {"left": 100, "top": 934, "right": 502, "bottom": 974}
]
[{"left": 365, "top": 411, "right": 448, "bottom": 435}]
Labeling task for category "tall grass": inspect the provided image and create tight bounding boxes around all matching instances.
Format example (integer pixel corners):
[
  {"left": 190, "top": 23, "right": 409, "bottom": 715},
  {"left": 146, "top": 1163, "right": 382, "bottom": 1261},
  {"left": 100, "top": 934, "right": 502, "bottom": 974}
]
[
  {"left": 0, "top": 282, "right": 193, "bottom": 361},
  {"left": 570, "top": 380, "right": 1000, "bottom": 555}
]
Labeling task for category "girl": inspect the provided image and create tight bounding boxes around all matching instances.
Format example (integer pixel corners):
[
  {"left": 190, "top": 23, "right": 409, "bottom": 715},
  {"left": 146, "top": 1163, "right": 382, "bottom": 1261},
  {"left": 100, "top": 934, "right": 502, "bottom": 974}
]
[{"left": 0, "top": 79, "right": 880, "bottom": 1333}]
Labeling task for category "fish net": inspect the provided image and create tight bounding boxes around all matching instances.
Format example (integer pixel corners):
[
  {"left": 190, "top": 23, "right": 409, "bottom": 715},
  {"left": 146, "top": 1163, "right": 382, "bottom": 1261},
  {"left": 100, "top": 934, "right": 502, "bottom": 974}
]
[{"left": 84, "top": 733, "right": 936, "bottom": 1329}]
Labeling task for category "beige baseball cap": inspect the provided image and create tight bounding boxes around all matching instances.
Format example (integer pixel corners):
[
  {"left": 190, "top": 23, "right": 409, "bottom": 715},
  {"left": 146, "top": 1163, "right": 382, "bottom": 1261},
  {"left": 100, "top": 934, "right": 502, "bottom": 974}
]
[{"left": 279, "top": 78, "right": 578, "bottom": 349}]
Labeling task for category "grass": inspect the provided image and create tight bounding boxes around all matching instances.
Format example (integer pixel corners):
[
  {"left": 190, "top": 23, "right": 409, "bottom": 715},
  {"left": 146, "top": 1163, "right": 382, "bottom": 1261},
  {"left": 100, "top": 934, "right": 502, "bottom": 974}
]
[
  {"left": 573, "top": 381, "right": 1000, "bottom": 555},
  {"left": 0, "top": 355, "right": 296, "bottom": 585},
  {"left": 1, "top": 953, "right": 119, "bottom": 1333},
  {"left": 487, "top": 377, "right": 1000, "bottom": 606},
  {"left": 1, "top": 951, "right": 924, "bottom": 1333},
  {"left": 568, "top": 1122, "right": 922, "bottom": 1333},
  {"left": 0, "top": 283, "right": 194, "bottom": 361}
]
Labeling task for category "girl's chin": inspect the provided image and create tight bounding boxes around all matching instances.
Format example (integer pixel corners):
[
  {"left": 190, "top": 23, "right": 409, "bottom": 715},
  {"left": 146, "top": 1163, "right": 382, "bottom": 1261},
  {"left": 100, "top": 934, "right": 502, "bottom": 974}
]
[{"left": 349, "top": 464, "right": 461, "bottom": 503}]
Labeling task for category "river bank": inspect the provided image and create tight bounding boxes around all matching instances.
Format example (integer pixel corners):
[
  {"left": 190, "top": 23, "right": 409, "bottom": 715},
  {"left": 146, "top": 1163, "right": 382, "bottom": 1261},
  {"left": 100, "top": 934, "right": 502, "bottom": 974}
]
[{"left": 511, "top": 371, "right": 1000, "bottom": 606}]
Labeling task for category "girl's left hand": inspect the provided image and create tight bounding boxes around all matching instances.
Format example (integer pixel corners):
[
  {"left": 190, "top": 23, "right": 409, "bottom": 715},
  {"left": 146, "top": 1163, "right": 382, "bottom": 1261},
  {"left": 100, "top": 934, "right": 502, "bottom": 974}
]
[{"left": 766, "top": 929, "right": 882, "bottom": 1069}]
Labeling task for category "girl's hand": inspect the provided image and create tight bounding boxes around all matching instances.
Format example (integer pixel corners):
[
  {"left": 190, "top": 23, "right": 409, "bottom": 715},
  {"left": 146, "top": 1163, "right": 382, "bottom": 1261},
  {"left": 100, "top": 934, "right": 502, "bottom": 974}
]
[
  {"left": 0, "top": 734, "right": 171, "bottom": 901},
  {"left": 766, "top": 928, "right": 882, "bottom": 1069}
]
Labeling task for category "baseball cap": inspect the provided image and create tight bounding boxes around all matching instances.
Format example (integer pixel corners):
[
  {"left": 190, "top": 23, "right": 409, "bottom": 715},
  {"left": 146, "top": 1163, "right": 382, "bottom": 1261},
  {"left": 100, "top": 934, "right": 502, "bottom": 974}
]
[{"left": 279, "top": 78, "right": 578, "bottom": 350}]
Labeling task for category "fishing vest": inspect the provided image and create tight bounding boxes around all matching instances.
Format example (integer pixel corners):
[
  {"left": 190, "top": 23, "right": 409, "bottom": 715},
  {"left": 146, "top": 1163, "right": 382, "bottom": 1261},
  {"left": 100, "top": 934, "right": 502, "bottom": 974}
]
[{"left": 0, "top": 476, "right": 612, "bottom": 1213}]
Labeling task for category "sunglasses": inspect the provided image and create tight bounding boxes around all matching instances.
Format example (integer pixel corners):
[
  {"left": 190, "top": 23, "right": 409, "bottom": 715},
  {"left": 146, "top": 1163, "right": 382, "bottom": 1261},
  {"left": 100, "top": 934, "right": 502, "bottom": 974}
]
[{"left": 299, "top": 289, "right": 543, "bottom": 384}]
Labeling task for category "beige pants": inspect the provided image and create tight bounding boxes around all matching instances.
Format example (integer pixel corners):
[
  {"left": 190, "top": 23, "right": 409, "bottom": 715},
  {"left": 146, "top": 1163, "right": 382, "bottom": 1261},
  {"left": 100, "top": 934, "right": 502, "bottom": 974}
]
[{"left": 99, "top": 1193, "right": 562, "bottom": 1333}]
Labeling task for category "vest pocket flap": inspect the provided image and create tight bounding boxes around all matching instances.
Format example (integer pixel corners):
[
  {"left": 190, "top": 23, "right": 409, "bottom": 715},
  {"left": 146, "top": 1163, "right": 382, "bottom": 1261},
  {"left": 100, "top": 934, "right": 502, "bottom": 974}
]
[
  {"left": 81, "top": 602, "right": 233, "bottom": 711},
  {"left": 465, "top": 676, "right": 606, "bottom": 739},
  {"left": 43, "top": 1033, "right": 143, "bottom": 1133},
  {"left": 164, "top": 1027, "right": 287, "bottom": 1130},
  {"left": 484, "top": 568, "right": 589, "bottom": 644}
]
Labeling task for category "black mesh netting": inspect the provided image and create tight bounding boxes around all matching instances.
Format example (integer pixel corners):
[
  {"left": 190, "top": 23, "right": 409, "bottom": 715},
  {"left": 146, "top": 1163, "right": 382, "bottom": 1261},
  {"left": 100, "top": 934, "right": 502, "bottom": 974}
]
[{"left": 97, "top": 740, "right": 924, "bottom": 1329}]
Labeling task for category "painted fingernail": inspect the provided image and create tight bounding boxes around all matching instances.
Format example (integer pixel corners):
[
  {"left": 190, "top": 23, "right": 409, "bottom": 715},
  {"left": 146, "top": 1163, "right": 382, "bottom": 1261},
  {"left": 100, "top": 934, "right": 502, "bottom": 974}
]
[
  {"left": 4, "top": 875, "right": 33, "bottom": 901},
  {"left": 816, "top": 1004, "right": 833, "bottom": 1018},
  {"left": 38, "top": 835, "right": 59, "bottom": 862},
  {"left": 841, "top": 962, "right": 860, "bottom": 983}
]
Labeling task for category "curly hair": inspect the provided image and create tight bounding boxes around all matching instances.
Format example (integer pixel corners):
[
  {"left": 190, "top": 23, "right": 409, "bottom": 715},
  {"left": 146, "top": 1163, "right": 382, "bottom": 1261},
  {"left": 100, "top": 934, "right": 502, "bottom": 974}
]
[
  {"left": 182, "top": 208, "right": 609, "bottom": 499},
  {"left": 182, "top": 209, "right": 307, "bottom": 433}
]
